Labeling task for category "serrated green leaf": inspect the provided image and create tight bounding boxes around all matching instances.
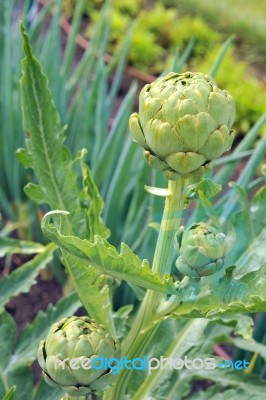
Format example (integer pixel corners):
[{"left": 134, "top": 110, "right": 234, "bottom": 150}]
[
  {"left": 41, "top": 211, "right": 177, "bottom": 294},
  {"left": 15, "top": 147, "right": 32, "bottom": 168},
  {"left": 168, "top": 264, "right": 266, "bottom": 318},
  {"left": 0, "top": 237, "right": 44, "bottom": 257},
  {"left": 0, "top": 244, "right": 56, "bottom": 310},
  {"left": 24, "top": 183, "right": 46, "bottom": 204},
  {"left": 80, "top": 155, "right": 110, "bottom": 241},
  {"left": 61, "top": 251, "right": 113, "bottom": 335},
  {"left": 6, "top": 292, "right": 80, "bottom": 372},
  {"left": 19, "top": 24, "right": 113, "bottom": 332},
  {"left": 19, "top": 23, "right": 86, "bottom": 238},
  {"left": 209, "top": 315, "right": 253, "bottom": 340},
  {"left": 187, "top": 178, "right": 222, "bottom": 200}
]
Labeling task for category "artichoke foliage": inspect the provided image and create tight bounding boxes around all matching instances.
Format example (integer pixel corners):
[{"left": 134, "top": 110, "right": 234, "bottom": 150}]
[
  {"left": 37, "top": 316, "right": 120, "bottom": 397},
  {"left": 129, "top": 71, "right": 235, "bottom": 179},
  {"left": 175, "top": 222, "right": 234, "bottom": 278}
]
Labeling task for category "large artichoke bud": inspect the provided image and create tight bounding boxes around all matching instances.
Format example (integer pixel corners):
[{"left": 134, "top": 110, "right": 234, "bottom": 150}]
[
  {"left": 37, "top": 316, "right": 120, "bottom": 397},
  {"left": 175, "top": 222, "right": 233, "bottom": 278},
  {"left": 129, "top": 71, "right": 235, "bottom": 179}
]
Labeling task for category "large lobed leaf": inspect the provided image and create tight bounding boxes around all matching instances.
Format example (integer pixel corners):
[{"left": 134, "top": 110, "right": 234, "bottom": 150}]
[
  {"left": 18, "top": 23, "right": 98, "bottom": 240},
  {"left": 18, "top": 23, "right": 112, "bottom": 331},
  {"left": 168, "top": 263, "right": 266, "bottom": 318},
  {"left": 42, "top": 211, "right": 177, "bottom": 294}
]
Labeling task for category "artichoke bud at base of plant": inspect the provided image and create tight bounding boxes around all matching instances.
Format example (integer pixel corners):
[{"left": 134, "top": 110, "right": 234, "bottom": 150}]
[
  {"left": 129, "top": 71, "right": 235, "bottom": 180},
  {"left": 175, "top": 222, "right": 233, "bottom": 278},
  {"left": 37, "top": 316, "right": 120, "bottom": 397}
]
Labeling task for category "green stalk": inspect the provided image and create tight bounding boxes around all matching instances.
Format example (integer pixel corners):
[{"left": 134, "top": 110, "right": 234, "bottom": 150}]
[
  {"left": 0, "top": 365, "right": 9, "bottom": 393},
  {"left": 152, "top": 177, "right": 186, "bottom": 275},
  {"left": 132, "top": 320, "right": 197, "bottom": 399},
  {"left": 104, "top": 177, "right": 187, "bottom": 400}
]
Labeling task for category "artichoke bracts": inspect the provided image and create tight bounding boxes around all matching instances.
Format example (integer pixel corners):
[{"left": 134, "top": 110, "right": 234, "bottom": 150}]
[
  {"left": 175, "top": 222, "right": 234, "bottom": 278},
  {"left": 129, "top": 71, "right": 235, "bottom": 179},
  {"left": 37, "top": 316, "right": 120, "bottom": 397}
]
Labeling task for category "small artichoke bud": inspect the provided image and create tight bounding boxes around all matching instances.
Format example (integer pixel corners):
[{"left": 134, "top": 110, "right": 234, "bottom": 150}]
[
  {"left": 129, "top": 71, "right": 235, "bottom": 179},
  {"left": 175, "top": 222, "right": 233, "bottom": 278},
  {"left": 37, "top": 316, "right": 120, "bottom": 397}
]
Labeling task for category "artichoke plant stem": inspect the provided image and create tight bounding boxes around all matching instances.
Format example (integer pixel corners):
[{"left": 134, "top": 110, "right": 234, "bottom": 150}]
[
  {"left": 151, "top": 177, "right": 186, "bottom": 275},
  {"left": 104, "top": 177, "right": 187, "bottom": 400}
]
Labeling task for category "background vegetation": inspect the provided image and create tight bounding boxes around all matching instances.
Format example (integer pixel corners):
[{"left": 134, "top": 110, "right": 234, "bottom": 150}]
[{"left": 0, "top": 0, "right": 266, "bottom": 399}]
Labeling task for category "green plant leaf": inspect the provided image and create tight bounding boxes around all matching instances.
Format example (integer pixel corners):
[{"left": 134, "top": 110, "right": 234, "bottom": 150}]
[
  {"left": 24, "top": 183, "right": 47, "bottom": 205},
  {"left": 61, "top": 251, "right": 113, "bottom": 334},
  {"left": 19, "top": 23, "right": 87, "bottom": 238},
  {"left": 6, "top": 292, "right": 80, "bottom": 372},
  {"left": 131, "top": 319, "right": 210, "bottom": 399},
  {"left": 208, "top": 35, "right": 234, "bottom": 78},
  {"left": 41, "top": 211, "right": 177, "bottom": 294},
  {"left": 0, "top": 243, "right": 56, "bottom": 310},
  {"left": 113, "top": 305, "right": 134, "bottom": 339},
  {"left": 80, "top": 153, "right": 110, "bottom": 241},
  {"left": 0, "top": 312, "right": 16, "bottom": 373},
  {"left": 2, "top": 387, "right": 16, "bottom": 400},
  {"left": 0, "top": 237, "right": 44, "bottom": 257},
  {"left": 19, "top": 23, "right": 113, "bottom": 331},
  {"left": 186, "top": 178, "right": 222, "bottom": 204},
  {"left": 0, "top": 312, "right": 33, "bottom": 400},
  {"left": 16, "top": 147, "right": 32, "bottom": 168},
  {"left": 169, "top": 263, "right": 266, "bottom": 318},
  {"left": 251, "top": 185, "right": 266, "bottom": 236},
  {"left": 189, "top": 385, "right": 263, "bottom": 400},
  {"left": 230, "top": 337, "right": 266, "bottom": 362},
  {"left": 140, "top": 316, "right": 254, "bottom": 399},
  {"left": 209, "top": 314, "right": 253, "bottom": 340},
  {"left": 235, "top": 227, "right": 266, "bottom": 277},
  {"left": 93, "top": 83, "right": 137, "bottom": 187},
  {"left": 4, "top": 366, "right": 33, "bottom": 400},
  {"left": 184, "top": 368, "right": 266, "bottom": 396},
  {"left": 33, "top": 378, "right": 63, "bottom": 400}
]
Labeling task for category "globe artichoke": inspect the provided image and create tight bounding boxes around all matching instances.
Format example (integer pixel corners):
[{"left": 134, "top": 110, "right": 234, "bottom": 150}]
[
  {"left": 175, "top": 222, "right": 233, "bottom": 278},
  {"left": 129, "top": 71, "right": 235, "bottom": 179},
  {"left": 37, "top": 316, "right": 120, "bottom": 397}
]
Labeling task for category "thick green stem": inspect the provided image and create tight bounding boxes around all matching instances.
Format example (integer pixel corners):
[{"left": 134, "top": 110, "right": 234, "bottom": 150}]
[
  {"left": 152, "top": 177, "right": 186, "bottom": 275},
  {"left": 104, "top": 178, "right": 186, "bottom": 400},
  {"left": 132, "top": 320, "right": 197, "bottom": 399},
  {"left": 0, "top": 366, "right": 9, "bottom": 393}
]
